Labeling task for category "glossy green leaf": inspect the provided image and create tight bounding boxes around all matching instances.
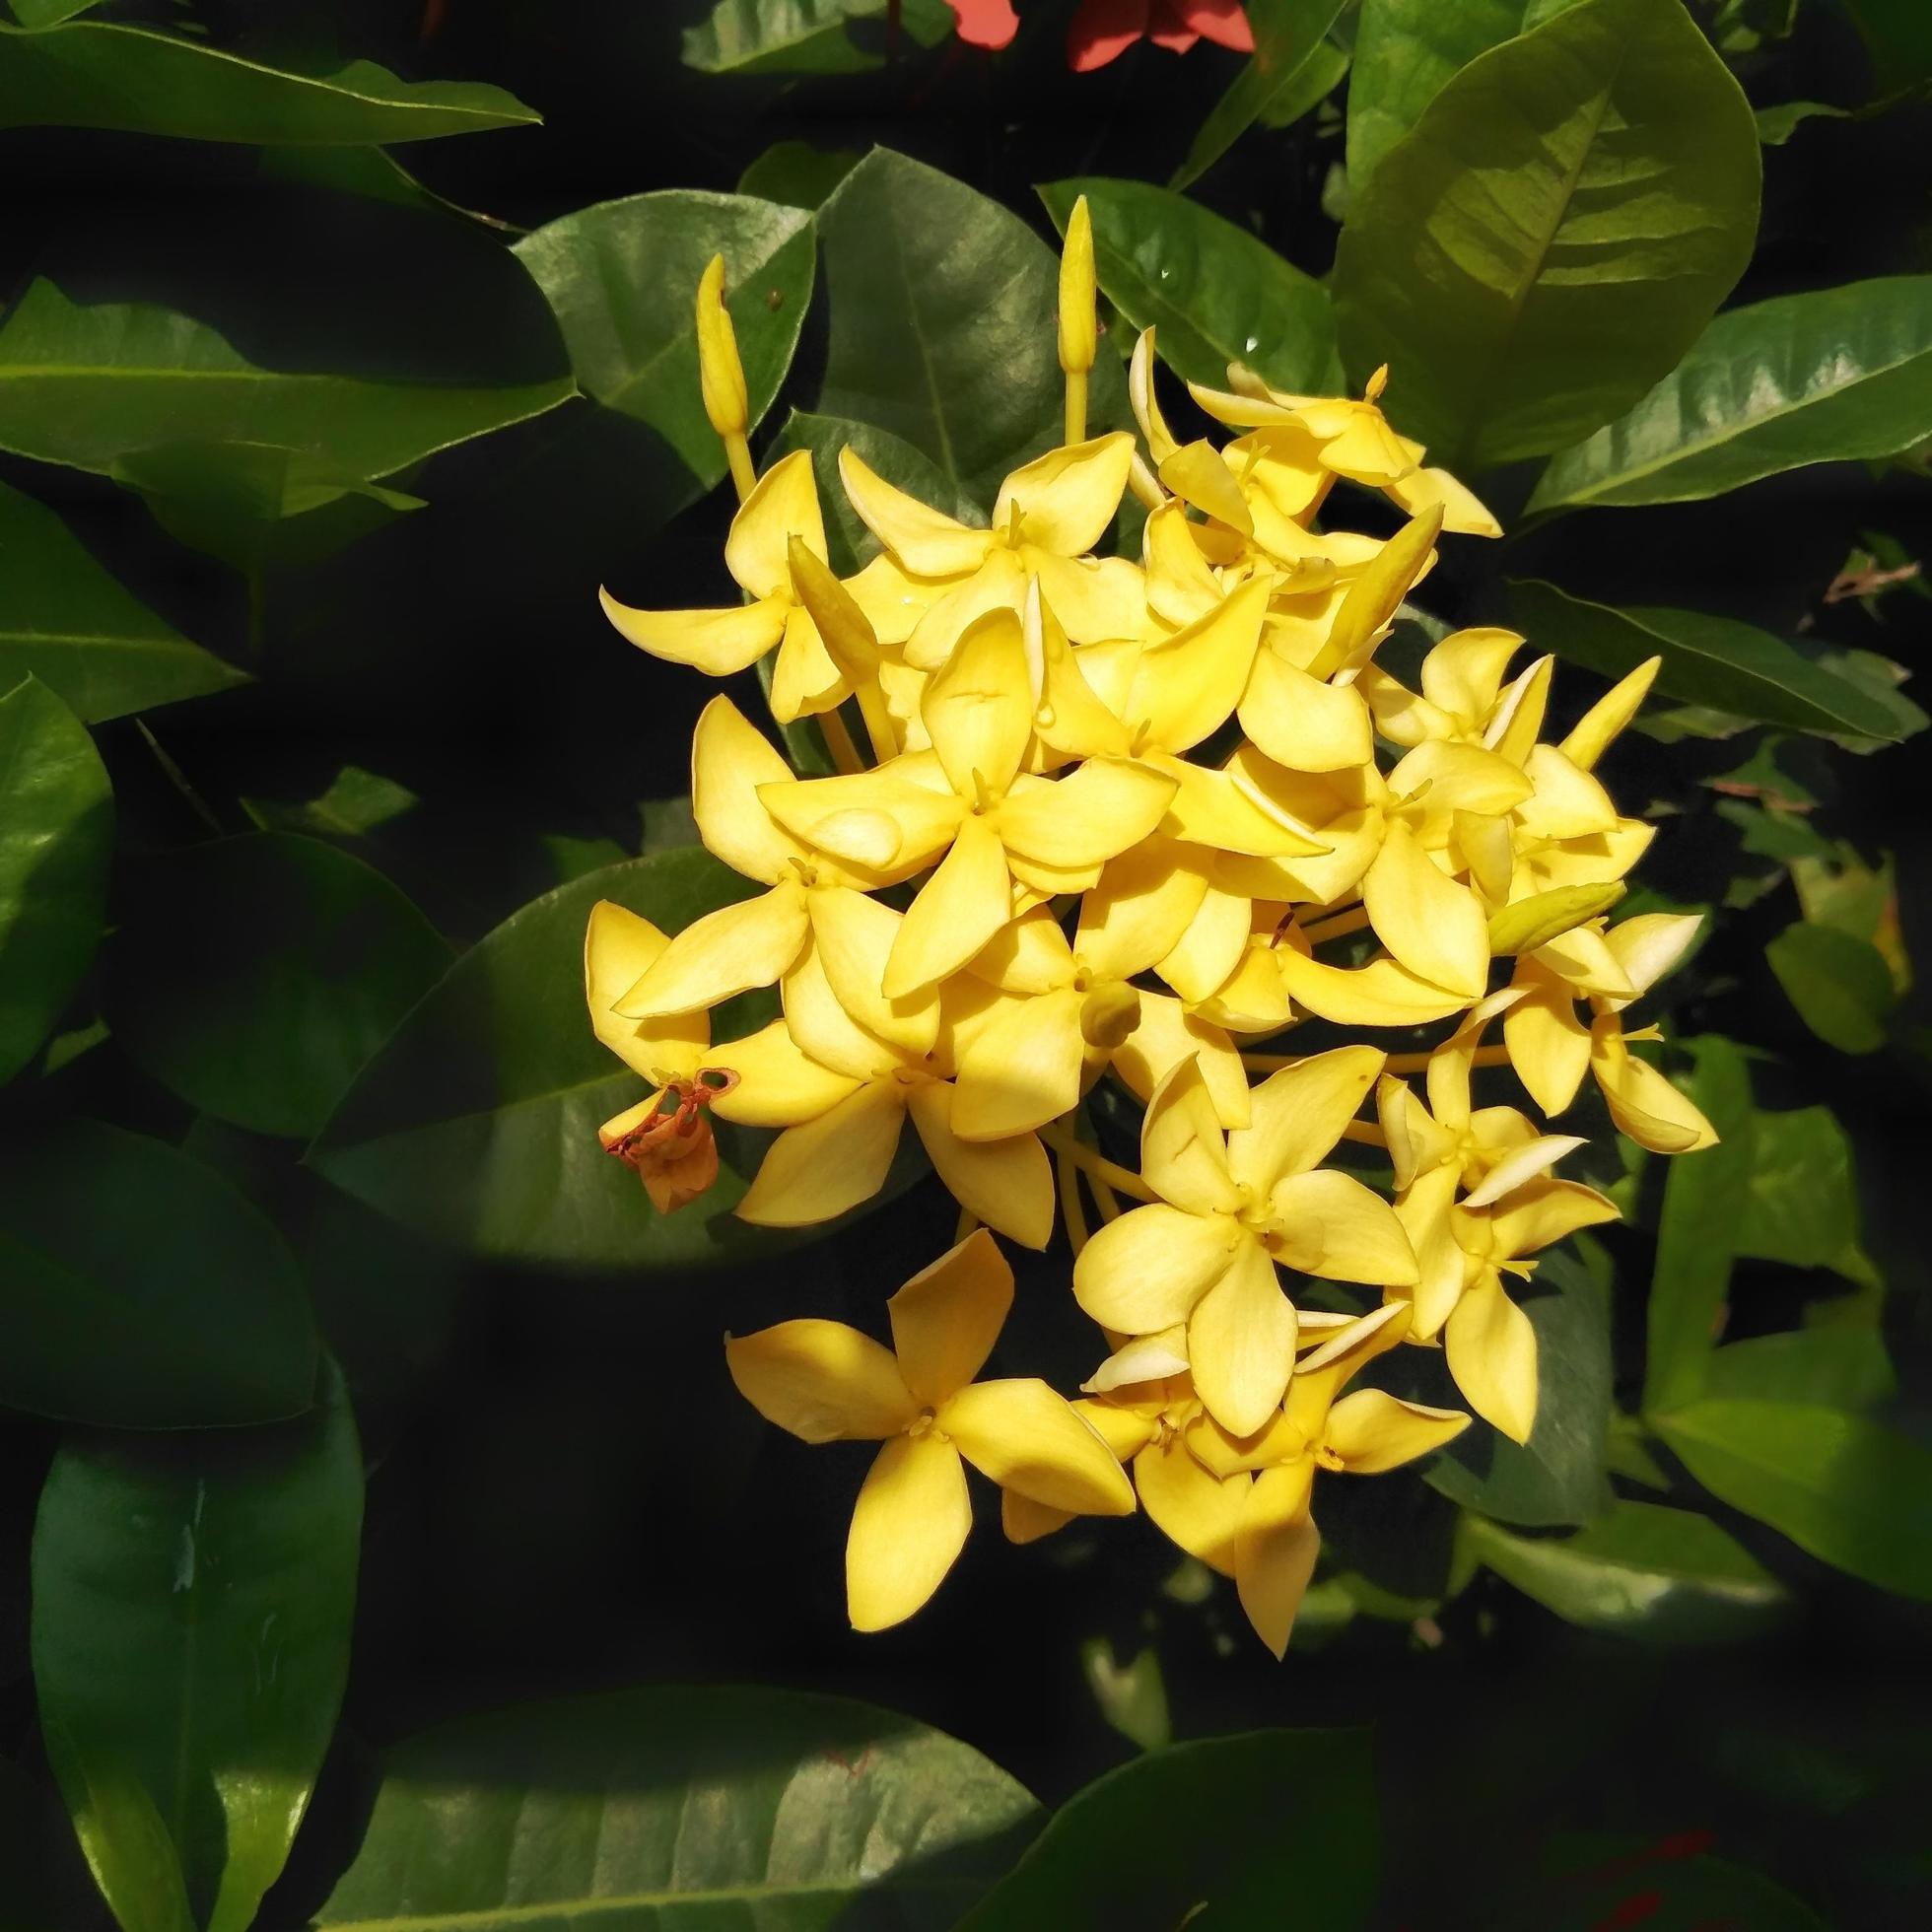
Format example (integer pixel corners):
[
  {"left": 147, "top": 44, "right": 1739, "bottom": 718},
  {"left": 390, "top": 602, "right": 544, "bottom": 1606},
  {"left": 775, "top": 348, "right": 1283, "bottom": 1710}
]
[
  {"left": 1424, "top": 1250, "right": 1611, "bottom": 1528},
  {"left": 1653, "top": 1400, "right": 1932, "bottom": 1599},
  {"left": 0, "top": 480, "right": 244, "bottom": 722},
  {"left": 33, "top": 1364, "right": 362, "bottom": 1932},
  {"left": 1740, "top": 1105, "right": 1876, "bottom": 1286},
  {"left": 1643, "top": 1037, "right": 1754, "bottom": 1418},
  {"left": 0, "top": 1118, "right": 317, "bottom": 1427},
  {"left": 958, "top": 1729, "right": 1377, "bottom": 1930},
  {"left": 1704, "top": 1331, "right": 1896, "bottom": 1412},
  {"left": 310, "top": 1685, "right": 1040, "bottom": 1929},
  {"left": 684, "top": 0, "right": 950, "bottom": 74},
  {"left": 310, "top": 847, "right": 882, "bottom": 1269},
  {"left": 1333, "top": 0, "right": 1760, "bottom": 470},
  {"left": 1255, "top": 35, "right": 1348, "bottom": 128},
  {"left": 1508, "top": 579, "right": 1911, "bottom": 741},
  {"left": 1346, "top": 0, "right": 1584, "bottom": 197},
  {"left": 0, "top": 20, "right": 536, "bottom": 142},
  {"left": 814, "top": 148, "right": 1130, "bottom": 508},
  {"left": 1172, "top": 0, "right": 1351, "bottom": 189},
  {"left": 1038, "top": 176, "right": 1342, "bottom": 394},
  {"left": 1526, "top": 279, "right": 1932, "bottom": 514},
  {"left": 0, "top": 674, "right": 110, "bottom": 1083},
  {"left": 738, "top": 139, "right": 863, "bottom": 209},
  {"left": 1766, "top": 922, "right": 1897, "bottom": 1055},
  {"left": 104, "top": 833, "right": 451, "bottom": 1140},
  {"left": 514, "top": 191, "right": 815, "bottom": 495},
  {"left": 1462, "top": 1499, "right": 1790, "bottom": 1644}
]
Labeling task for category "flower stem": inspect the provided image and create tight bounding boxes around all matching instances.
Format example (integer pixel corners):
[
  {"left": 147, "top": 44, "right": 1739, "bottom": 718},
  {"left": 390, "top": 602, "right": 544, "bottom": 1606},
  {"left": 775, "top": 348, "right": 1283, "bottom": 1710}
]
[
  {"left": 1039, "top": 1123, "right": 1158, "bottom": 1204},
  {"left": 1299, "top": 904, "right": 1370, "bottom": 945},
  {"left": 1384, "top": 1044, "right": 1512, "bottom": 1075}
]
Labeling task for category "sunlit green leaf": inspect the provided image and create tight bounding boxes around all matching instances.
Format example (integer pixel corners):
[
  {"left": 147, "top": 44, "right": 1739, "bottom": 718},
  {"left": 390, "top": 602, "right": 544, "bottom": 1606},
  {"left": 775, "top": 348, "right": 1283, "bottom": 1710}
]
[
  {"left": 684, "top": 0, "right": 950, "bottom": 74},
  {"left": 1704, "top": 1331, "right": 1896, "bottom": 1412},
  {"left": 1334, "top": 0, "right": 1760, "bottom": 469},
  {"left": 33, "top": 1364, "right": 361, "bottom": 1932},
  {"left": 311, "top": 1686, "right": 1040, "bottom": 1929},
  {"left": 739, "top": 139, "right": 863, "bottom": 209},
  {"left": 1038, "top": 176, "right": 1342, "bottom": 394},
  {"left": 1172, "top": 0, "right": 1351, "bottom": 189},
  {"left": 1741, "top": 1105, "right": 1878, "bottom": 1287}
]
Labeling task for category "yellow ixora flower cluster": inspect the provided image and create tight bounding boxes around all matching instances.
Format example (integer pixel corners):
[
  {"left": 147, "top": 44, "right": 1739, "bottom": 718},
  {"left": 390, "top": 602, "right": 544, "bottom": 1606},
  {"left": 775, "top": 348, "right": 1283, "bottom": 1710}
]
[{"left": 584, "top": 201, "right": 1717, "bottom": 1654}]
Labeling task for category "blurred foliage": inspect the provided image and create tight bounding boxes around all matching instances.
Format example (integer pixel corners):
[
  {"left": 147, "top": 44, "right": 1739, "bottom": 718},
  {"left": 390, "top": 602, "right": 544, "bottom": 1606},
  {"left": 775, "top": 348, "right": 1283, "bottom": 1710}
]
[{"left": 0, "top": 1, "right": 1928, "bottom": 1927}]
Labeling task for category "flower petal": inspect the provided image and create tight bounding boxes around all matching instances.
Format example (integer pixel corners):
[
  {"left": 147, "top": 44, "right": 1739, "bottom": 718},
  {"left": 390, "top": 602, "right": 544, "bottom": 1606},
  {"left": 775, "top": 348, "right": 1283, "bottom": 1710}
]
[
  {"left": 1387, "top": 465, "right": 1501, "bottom": 538},
  {"left": 1140, "top": 1056, "right": 1242, "bottom": 1213},
  {"left": 1323, "top": 1389, "right": 1470, "bottom": 1474},
  {"left": 724, "top": 448, "right": 825, "bottom": 600},
  {"left": 995, "top": 432, "right": 1134, "bottom": 556},
  {"left": 951, "top": 986, "right": 1087, "bottom": 1141},
  {"left": 1029, "top": 552, "right": 1147, "bottom": 645},
  {"left": 1113, "top": 992, "right": 1250, "bottom": 1130},
  {"left": 614, "top": 879, "right": 808, "bottom": 1018},
  {"left": 809, "top": 886, "right": 940, "bottom": 1056},
  {"left": 1073, "top": 1201, "right": 1237, "bottom": 1333},
  {"left": 885, "top": 811, "right": 1014, "bottom": 999},
  {"left": 598, "top": 590, "right": 788, "bottom": 675},
  {"left": 905, "top": 1080, "right": 1055, "bottom": 1250},
  {"left": 1134, "top": 1436, "right": 1249, "bottom": 1577},
  {"left": 1237, "top": 649, "right": 1374, "bottom": 773},
  {"left": 1502, "top": 976, "right": 1592, "bottom": 1116},
  {"left": 1270, "top": 1169, "right": 1419, "bottom": 1287},
  {"left": 1126, "top": 577, "right": 1270, "bottom": 753},
  {"left": 888, "top": 1227, "right": 1013, "bottom": 1406},
  {"left": 735, "top": 1079, "right": 906, "bottom": 1227},
  {"left": 922, "top": 607, "right": 1034, "bottom": 802},
  {"left": 1276, "top": 942, "right": 1475, "bottom": 1027},
  {"left": 1487, "top": 1176, "right": 1620, "bottom": 1259},
  {"left": 1188, "top": 1236, "right": 1297, "bottom": 1438},
  {"left": 706, "top": 1018, "right": 860, "bottom": 1128},
  {"left": 725, "top": 1319, "right": 915, "bottom": 1443},
  {"left": 847, "top": 1433, "right": 972, "bottom": 1631},
  {"left": 760, "top": 758, "right": 967, "bottom": 879},
  {"left": 905, "top": 549, "right": 1030, "bottom": 670},
  {"left": 767, "top": 603, "right": 848, "bottom": 724},
  {"left": 1444, "top": 1278, "right": 1539, "bottom": 1445},
  {"left": 691, "top": 695, "right": 803, "bottom": 885},
  {"left": 780, "top": 936, "right": 900, "bottom": 1081},
  {"left": 585, "top": 901, "right": 708, "bottom": 1082},
  {"left": 996, "top": 756, "right": 1178, "bottom": 869},
  {"left": 1361, "top": 820, "right": 1490, "bottom": 998},
  {"left": 1236, "top": 1464, "right": 1321, "bottom": 1659},
  {"left": 1560, "top": 656, "right": 1659, "bottom": 772},
  {"left": 1228, "top": 1045, "right": 1386, "bottom": 1190},
  {"left": 838, "top": 446, "right": 989, "bottom": 579},
  {"left": 942, "top": 1377, "right": 1136, "bottom": 1515}
]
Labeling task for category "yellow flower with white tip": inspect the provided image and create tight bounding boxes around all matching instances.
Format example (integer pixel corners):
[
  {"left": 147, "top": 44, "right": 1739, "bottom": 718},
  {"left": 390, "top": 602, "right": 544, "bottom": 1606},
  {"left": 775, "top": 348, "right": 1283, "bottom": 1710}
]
[
  {"left": 1072, "top": 1053, "right": 1416, "bottom": 1437},
  {"left": 725, "top": 1229, "right": 1134, "bottom": 1630}
]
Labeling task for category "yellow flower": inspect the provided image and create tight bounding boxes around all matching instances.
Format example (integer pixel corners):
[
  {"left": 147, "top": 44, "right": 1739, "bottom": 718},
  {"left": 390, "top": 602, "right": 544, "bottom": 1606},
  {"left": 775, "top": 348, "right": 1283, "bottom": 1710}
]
[
  {"left": 725, "top": 1230, "right": 1134, "bottom": 1629},
  {"left": 1072, "top": 1054, "right": 1416, "bottom": 1436}
]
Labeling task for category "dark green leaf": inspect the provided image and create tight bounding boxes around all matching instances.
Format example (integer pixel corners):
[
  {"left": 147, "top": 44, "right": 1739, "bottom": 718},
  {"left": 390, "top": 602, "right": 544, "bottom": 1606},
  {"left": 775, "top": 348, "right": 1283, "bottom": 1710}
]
[
  {"left": 1755, "top": 100, "right": 1852, "bottom": 143},
  {"left": 104, "top": 833, "right": 451, "bottom": 1140},
  {"left": 242, "top": 766, "right": 418, "bottom": 841},
  {"left": 1333, "top": 0, "right": 1760, "bottom": 469},
  {"left": 0, "top": 1118, "right": 317, "bottom": 1427},
  {"left": 1038, "top": 176, "right": 1343, "bottom": 394},
  {"left": 1346, "top": 0, "right": 1585, "bottom": 197},
  {"left": 310, "top": 1686, "right": 1040, "bottom": 1930},
  {"left": 514, "top": 191, "right": 815, "bottom": 496},
  {"left": 1424, "top": 1249, "right": 1612, "bottom": 1528},
  {"left": 0, "top": 21, "right": 537, "bottom": 142},
  {"left": 1507, "top": 579, "right": 1911, "bottom": 740},
  {"left": 33, "top": 1364, "right": 362, "bottom": 1932},
  {"left": 1499, "top": 1833, "right": 1831, "bottom": 1930},
  {"left": 1766, "top": 922, "right": 1896, "bottom": 1055},
  {"left": 1526, "top": 278, "right": 1932, "bottom": 514},
  {"left": 738, "top": 139, "right": 863, "bottom": 209},
  {"left": 957, "top": 1729, "right": 1377, "bottom": 1930},
  {"left": 0, "top": 479, "right": 244, "bottom": 722},
  {"left": 1704, "top": 1331, "right": 1896, "bottom": 1412},
  {"left": 1643, "top": 1037, "right": 1754, "bottom": 1417},
  {"left": 1172, "top": 0, "right": 1351, "bottom": 190},
  {"left": 1740, "top": 1105, "right": 1877, "bottom": 1286},
  {"left": 1653, "top": 1400, "right": 1932, "bottom": 1599},
  {"left": 814, "top": 148, "right": 1131, "bottom": 509},
  {"left": 1255, "top": 35, "right": 1349, "bottom": 129},
  {"left": 0, "top": 674, "right": 110, "bottom": 1084},
  {"left": 1842, "top": 0, "right": 1932, "bottom": 90},
  {"left": 1462, "top": 1498, "right": 1790, "bottom": 1643},
  {"left": 684, "top": 0, "right": 949, "bottom": 74}
]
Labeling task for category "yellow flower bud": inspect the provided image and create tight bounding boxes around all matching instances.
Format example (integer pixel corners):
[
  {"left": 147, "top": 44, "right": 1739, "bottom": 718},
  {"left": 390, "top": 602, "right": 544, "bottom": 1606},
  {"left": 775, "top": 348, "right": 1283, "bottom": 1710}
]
[
  {"left": 1057, "top": 195, "right": 1097, "bottom": 379},
  {"left": 695, "top": 253, "right": 749, "bottom": 441}
]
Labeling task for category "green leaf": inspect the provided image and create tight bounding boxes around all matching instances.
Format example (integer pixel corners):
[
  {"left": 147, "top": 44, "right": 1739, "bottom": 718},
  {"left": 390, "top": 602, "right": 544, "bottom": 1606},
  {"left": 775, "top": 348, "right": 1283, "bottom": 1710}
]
[
  {"left": 1526, "top": 279, "right": 1932, "bottom": 514},
  {"left": 957, "top": 1729, "right": 1377, "bottom": 1930},
  {"left": 1424, "top": 1250, "right": 1612, "bottom": 1528},
  {"left": 1842, "top": 0, "right": 1932, "bottom": 89},
  {"left": 1507, "top": 579, "right": 1912, "bottom": 741},
  {"left": 738, "top": 139, "right": 863, "bottom": 209},
  {"left": 33, "top": 1364, "right": 362, "bottom": 1932},
  {"left": 1333, "top": 0, "right": 1760, "bottom": 470},
  {"left": 1346, "top": 0, "right": 1585, "bottom": 198},
  {"left": 1080, "top": 1640, "right": 1171, "bottom": 1755},
  {"left": 1462, "top": 1498, "right": 1790, "bottom": 1643},
  {"left": 104, "top": 833, "right": 451, "bottom": 1141},
  {"left": 1704, "top": 1331, "right": 1897, "bottom": 1412},
  {"left": 1172, "top": 0, "right": 1352, "bottom": 190},
  {"left": 0, "top": 479, "right": 245, "bottom": 722},
  {"left": 0, "top": 674, "right": 110, "bottom": 1084},
  {"left": 1766, "top": 922, "right": 1897, "bottom": 1055},
  {"left": 1499, "top": 1833, "right": 1831, "bottom": 1930},
  {"left": 242, "top": 764, "right": 418, "bottom": 841},
  {"left": 1643, "top": 1037, "right": 1754, "bottom": 1417},
  {"left": 1038, "top": 176, "right": 1343, "bottom": 394},
  {"left": 310, "top": 847, "right": 882, "bottom": 1268},
  {"left": 310, "top": 1686, "right": 1040, "bottom": 1929},
  {"left": 1653, "top": 1400, "right": 1932, "bottom": 1599},
  {"left": 1755, "top": 99, "right": 1852, "bottom": 144},
  {"left": 0, "top": 21, "right": 537, "bottom": 142},
  {"left": 1255, "top": 35, "right": 1349, "bottom": 129},
  {"left": 0, "top": 1118, "right": 317, "bottom": 1427},
  {"left": 514, "top": 190, "right": 815, "bottom": 497},
  {"left": 813, "top": 148, "right": 1131, "bottom": 509},
  {"left": 684, "top": 0, "right": 949, "bottom": 74},
  {"left": 1740, "top": 1105, "right": 1876, "bottom": 1286}
]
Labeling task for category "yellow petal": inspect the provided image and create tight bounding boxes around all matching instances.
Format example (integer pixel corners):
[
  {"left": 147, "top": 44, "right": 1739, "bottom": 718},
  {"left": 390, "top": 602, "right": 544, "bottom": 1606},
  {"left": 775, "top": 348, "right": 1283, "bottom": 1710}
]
[
  {"left": 1502, "top": 976, "right": 1592, "bottom": 1116},
  {"left": 1485, "top": 655, "right": 1552, "bottom": 768},
  {"left": 725, "top": 1319, "right": 915, "bottom": 1443},
  {"left": 1157, "top": 753, "right": 1329, "bottom": 861},
  {"left": 1487, "top": 1176, "right": 1621, "bottom": 1259},
  {"left": 1386, "top": 465, "right": 1500, "bottom": 538},
  {"left": 1229, "top": 1045, "right": 1386, "bottom": 1190},
  {"left": 1532, "top": 922, "right": 1635, "bottom": 1000},
  {"left": 838, "top": 446, "right": 989, "bottom": 579},
  {"left": 1276, "top": 941, "right": 1475, "bottom": 1027},
  {"left": 1236, "top": 1465, "right": 1321, "bottom": 1659},
  {"left": 996, "top": 757, "right": 1178, "bottom": 870},
  {"left": 966, "top": 904, "right": 1076, "bottom": 994},
  {"left": 1419, "top": 627, "right": 1522, "bottom": 726},
  {"left": 1141, "top": 1057, "right": 1242, "bottom": 1214},
  {"left": 1134, "top": 1436, "right": 1249, "bottom": 1576},
  {"left": 1590, "top": 1029, "right": 1718, "bottom": 1154},
  {"left": 1029, "top": 551, "right": 1147, "bottom": 645},
  {"left": 1140, "top": 500, "right": 1223, "bottom": 628},
  {"left": 706, "top": 1018, "right": 861, "bottom": 1128},
  {"left": 951, "top": 986, "right": 1087, "bottom": 1141},
  {"left": 1188, "top": 1236, "right": 1297, "bottom": 1438},
  {"left": 1153, "top": 877, "right": 1252, "bottom": 1005},
  {"left": 845, "top": 550, "right": 951, "bottom": 649},
  {"left": 1463, "top": 1134, "right": 1587, "bottom": 1209},
  {"left": 904, "top": 1080, "right": 1055, "bottom": 1250},
  {"left": 1237, "top": 649, "right": 1374, "bottom": 773},
  {"left": 1081, "top": 1334, "right": 1191, "bottom": 1396},
  {"left": 922, "top": 607, "right": 1034, "bottom": 803},
  {"left": 887, "top": 1227, "right": 1013, "bottom": 1406},
  {"left": 779, "top": 935, "right": 900, "bottom": 1081},
  {"left": 1306, "top": 504, "right": 1441, "bottom": 680},
  {"left": 724, "top": 448, "right": 825, "bottom": 600},
  {"left": 1388, "top": 738, "right": 1537, "bottom": 821},
  {"left": 1394, "top": 1163, "right": 1466, "bottom": 1339},
  {"left": 1361, "top": 820, "right": 1490, "bottom": 998},
  {"left": 808, "top": 886, "right": 940, "bottom": 1056},
  {"left": 1124, "top": 577, "right": 1270, "bottom": 754},
  {"left": 885, "top": 812, "right": 1013, "bottom": 999},
  {"left": 1270, "top": 1168, "right": 1419, "bottom": 1286},
  {"left": 941, "top": 1378, "right": 1136, "bottom": 1515},
  {"left": 847, "top": 1434, "right": 972, "bottom": 1630},
  {"left": 995, "top": 433, "right": 1134, "bottom": 556},
  {"left": 1560, "top": 656, "right": 1659, "bottom": 771},
  {"left": 767, "top": 603, "right": 848, "bottom": 724},
  {"left": 586, "top": 901, "right": 708, "bottom": 1082},
  {"left": 735, "top": 1078, "right": 906, "bottom": 1226},
  {"left": 1113, "top": 992, "right": 1250, "bottom": 1130},
  {"left": 1602, "top": 911, "right": 1704, "bottom": 1001},
  {"left": 614, "top": 878, "right": 808, "bottom": 1018},
  {"left": 904, "top": 549, "right": 1030, "bottom": 670},
  {"left": 1157, "top": 439, "right": 1252, "bottom": 532},
  {"left": 1190, "top": 940, "right": 1294, "bottom": 1035},
  {"left": 598, "top": 589, "right": 788, "bottom": 675},
  {"left": 1443, "top": 1278, "right": 1539, "bottom": 1445},
  {"left": 1456, "top": 808, "right": 1516, "bottom": 906},
  {"left": 1130, "top": 327, "right": 1181, "bottom": 463},
  {"left": 1323, "top": 1389, "right": 1470, "bottom": 1473},
  {"left": 1072, "top": 1201, "right": 1238, "bottom": 1333},
  {"left": 760, "top": 757, "right": 966, "bottom": 879},
  {"left": 1516, "top": 743, "right": 1620, "bottom": 843},
  {"left": 691, "top": 695, "right": 805, "bottom": 885},
  {"left": 1000, "top": 1489, "right": 1072, "bottom": 1545},
  {"left": 1075, "top": 839, "right": 1209, "bottom": 983}
]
